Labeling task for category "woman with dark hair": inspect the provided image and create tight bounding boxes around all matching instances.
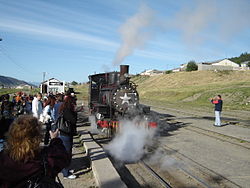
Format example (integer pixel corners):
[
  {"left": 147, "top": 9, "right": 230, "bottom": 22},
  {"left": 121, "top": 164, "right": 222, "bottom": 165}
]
[
  {"left": 58, "top": 96, "right": 77, "bottom": 179},
  {"left": 0, "top": 115, "right": 69, "bottom": 187},
  {"left": 42, "top": 95, "right": 56, "bottom": 145},
  {"left": 54, "top": 94, "right": 64, "bottom": 122},
  {"left": 24, "top": 95, "right": 33, "bottom": 115}
]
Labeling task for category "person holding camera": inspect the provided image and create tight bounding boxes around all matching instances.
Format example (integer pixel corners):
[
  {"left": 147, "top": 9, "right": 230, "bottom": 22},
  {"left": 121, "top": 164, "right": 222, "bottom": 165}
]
[{"left": 211, "top": 95, "right": 223, "bottom": 127}]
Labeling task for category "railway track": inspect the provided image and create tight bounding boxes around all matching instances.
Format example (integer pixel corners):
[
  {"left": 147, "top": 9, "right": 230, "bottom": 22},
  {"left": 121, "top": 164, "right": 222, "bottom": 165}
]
[
  {"left": 94, "top": 132, "right": 211, "bottom": 188},
  {"left": 161, "top": 145, "right": 242, "bottom": 188},
  {"left": 93, "top": 131, "right": 245, "bottom": 188},
  {"left": 93, "top": 134, "right": 173, "bottom": 187},
  {"left": 89, "top": 108, "right": 249, "bottom": 187},
  {"left": 140, "top": 160, "right": 172, "bottom": 188},
  {"left": 183, "top": 125, "right": 250, "bottom": 150}
]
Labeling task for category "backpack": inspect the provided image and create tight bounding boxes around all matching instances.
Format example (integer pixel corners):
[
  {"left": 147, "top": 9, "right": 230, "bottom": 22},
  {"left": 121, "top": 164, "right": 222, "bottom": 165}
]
[
  {"left": 25, "top": 148, "right": 64, "bottom": 188},
  {"left": 56, "top": 114, "right": 71, "bottom": 134}
]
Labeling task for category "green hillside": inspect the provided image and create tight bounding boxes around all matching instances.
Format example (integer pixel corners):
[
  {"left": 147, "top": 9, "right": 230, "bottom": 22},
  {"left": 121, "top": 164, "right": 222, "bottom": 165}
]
[
  {"left": 132, "top": 70, "right": 250, "bottom": 111},
  {"left": 73, "top": 84, "right": 89, "bottom": 102}
]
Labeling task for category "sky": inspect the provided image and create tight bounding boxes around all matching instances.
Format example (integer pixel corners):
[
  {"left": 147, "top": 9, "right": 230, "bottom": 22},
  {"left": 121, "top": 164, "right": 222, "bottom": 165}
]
[{"left": 0, "top": 0, "right": 249, "bottom": 83}]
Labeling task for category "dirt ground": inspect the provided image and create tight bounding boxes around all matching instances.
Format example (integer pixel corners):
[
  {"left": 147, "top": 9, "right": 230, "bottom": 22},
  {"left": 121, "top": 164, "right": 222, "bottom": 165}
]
[
  {"left": 58, "top": 135, "right": 97, "bottom": 188},
  {"left": 151, "top": 105, "right": 250, "bottom": 188}
]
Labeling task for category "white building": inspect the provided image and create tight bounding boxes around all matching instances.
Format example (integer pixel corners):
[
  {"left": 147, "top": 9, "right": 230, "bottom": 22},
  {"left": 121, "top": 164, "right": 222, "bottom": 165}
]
[
  {"left": 180, "top": 63, "right": 188, "bottom": 71},
  {"left": 16, "top": 84, "right": 32, "bottom": 89},
  {"left": 40, "top": 78, "right": 65, "bottom": 94},
  {"left": 212, "top": 59, "right": 240, "bottom": 69},
  {"left": 241, "top": 61, "right": 250, "bottom": 70},
  {"left": 172, "top": 68, "right": 181, "bottom": 72},
  {"left": 140, "top": 69, "right": 164, "bottom": 76},
  {"left": 198, "top": 59, "right": 241, "bottom": 71}
]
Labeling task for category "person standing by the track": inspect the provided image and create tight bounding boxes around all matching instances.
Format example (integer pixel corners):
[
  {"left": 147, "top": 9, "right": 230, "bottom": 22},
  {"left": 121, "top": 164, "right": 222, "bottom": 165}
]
[
  {"left": 211, "top": 95, "right": 223, "bottom": 127},
  {"left": 58, "top": 96, "right": 77, "bottom": 179}
]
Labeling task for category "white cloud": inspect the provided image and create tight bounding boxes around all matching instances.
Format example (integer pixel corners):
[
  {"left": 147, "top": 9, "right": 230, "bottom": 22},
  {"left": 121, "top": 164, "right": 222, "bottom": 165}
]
[{"left": 0, "top": 18, "right": 118, "bottom": 48}]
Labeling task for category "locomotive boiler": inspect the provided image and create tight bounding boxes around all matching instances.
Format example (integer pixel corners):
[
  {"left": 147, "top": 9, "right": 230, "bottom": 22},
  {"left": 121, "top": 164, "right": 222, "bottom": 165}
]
[{"left": 88, "top": 65, "right": 157, "bottom": 134}]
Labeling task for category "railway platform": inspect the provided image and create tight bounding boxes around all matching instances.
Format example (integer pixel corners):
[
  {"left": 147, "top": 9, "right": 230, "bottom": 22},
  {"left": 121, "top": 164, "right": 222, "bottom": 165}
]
[{"left": 78, "top": 127, "right": 127, "bottom": 188}]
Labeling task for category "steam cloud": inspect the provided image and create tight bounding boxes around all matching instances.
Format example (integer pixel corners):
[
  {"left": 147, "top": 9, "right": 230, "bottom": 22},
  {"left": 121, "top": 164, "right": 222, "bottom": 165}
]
[
  {"left": 146, "top": 149, "right": 182, "bottom": 171},
  {"left": 89, "top": 115, "right": 99, "bottom": 134},
  {"left": 170, "top": 0, "right": 217, "bottom": 44},
  {"left": 112, "top": 1, "right": 249, "bottom": 65},
  {"left": 112, "top": 4, "right": 155, "bottom": 65},
  {"left": 170, "top": 0, "right": 250, "bottom": 44},
  {"left": 105, "top": 118, "right": 156, "bottom": 162}
]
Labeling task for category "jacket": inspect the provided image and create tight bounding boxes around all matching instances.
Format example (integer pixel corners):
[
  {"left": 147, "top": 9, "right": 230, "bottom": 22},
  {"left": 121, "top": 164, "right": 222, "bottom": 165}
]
[
  {"left": 61, "top": 108, "right": 77, "bottom": 136},
  {"left": 0, "top": 101, "right": 14, "bottom": 119},
  {"left": 53, "top": 102, "right": 63, "bottom": 122},
  {"left": 41, "top": 105, "right": 55, "bottom": 123},
  {"left": 0, "top": 138, "right": 70, "bottom": 188},
  {"left": 211, "top": 99, "right": 223, "bottom": 111}
]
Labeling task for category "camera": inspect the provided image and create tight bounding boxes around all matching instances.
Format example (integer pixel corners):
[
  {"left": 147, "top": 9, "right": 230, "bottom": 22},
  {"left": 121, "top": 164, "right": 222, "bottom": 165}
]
[{"left": 51, "top": 123, "right": 58, "bottom": 132}]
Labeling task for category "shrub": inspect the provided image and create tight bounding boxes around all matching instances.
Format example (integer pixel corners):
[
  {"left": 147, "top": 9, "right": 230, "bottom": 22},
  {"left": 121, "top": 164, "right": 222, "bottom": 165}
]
[
  {"left": 165, "top": 70, "right": 173, "bottom": 74},
  {"left": 186, "top": 61, "right": 198, "bottom": 71},
  {"left": 71, "top": 81, "right": 78, "bottom": 85}
]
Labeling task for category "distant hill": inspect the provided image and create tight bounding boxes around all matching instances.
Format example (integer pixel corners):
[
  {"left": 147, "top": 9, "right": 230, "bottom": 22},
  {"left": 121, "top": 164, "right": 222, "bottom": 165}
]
[
  {"left": 0, "top": 75, "right": 35, "bottom": 87},
  {"left": 28, "top": 82, "right": 40, "bottom": 87}
]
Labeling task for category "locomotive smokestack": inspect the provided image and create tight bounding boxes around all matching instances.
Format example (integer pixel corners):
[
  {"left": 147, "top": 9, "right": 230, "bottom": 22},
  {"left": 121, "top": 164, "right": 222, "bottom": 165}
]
[
  {"left": 120, "top": 65, "right": 129, "bottom": 75},
  {"left": 120, "top": 65, "right": 129, "bottom": 83}
]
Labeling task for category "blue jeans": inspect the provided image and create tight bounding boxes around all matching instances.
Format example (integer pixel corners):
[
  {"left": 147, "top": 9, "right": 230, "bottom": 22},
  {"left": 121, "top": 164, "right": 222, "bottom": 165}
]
[
  {"left": 215, "top": 111, "right": 221, "bottom": 126},
  {"left": 59, "top": 135, "right": 73, "bottom": 177}
]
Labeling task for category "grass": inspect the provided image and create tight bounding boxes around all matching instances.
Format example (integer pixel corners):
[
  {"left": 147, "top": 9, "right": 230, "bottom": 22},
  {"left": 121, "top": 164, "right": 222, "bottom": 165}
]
[
  {"left": 0, "top": 88, "right": 39, "bottom": 96},
  {"left": 132, "top": 70, "right": 250, "bottom": 111},
  {"left": 73, "top": 84, "right": 89, "bottom": 102}
]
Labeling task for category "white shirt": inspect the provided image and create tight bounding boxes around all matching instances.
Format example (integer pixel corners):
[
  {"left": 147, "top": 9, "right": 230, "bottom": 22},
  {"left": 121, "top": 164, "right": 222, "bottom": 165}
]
[
  {"left": 32, "top": 97, "right": 43, "bottom": 119},
  {"left": 42, "top": 105, "right": 53, "bottom": 123}
]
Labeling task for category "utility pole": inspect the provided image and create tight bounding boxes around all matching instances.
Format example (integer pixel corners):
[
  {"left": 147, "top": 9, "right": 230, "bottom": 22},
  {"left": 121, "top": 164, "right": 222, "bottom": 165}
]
[{"left": 43, "top": 72, "right": 46, "bottom": 82}]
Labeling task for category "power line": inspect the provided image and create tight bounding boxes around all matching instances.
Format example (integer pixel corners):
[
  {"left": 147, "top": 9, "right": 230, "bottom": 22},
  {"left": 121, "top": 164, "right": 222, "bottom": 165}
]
[{"left": 0, "top": 46, "right": 34, "bottom": 75}]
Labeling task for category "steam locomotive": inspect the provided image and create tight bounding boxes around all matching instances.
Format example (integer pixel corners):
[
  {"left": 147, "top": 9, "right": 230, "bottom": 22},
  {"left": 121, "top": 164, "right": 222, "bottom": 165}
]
[{"left": 88, "top": 65, "right": 157, "bottom": 135}]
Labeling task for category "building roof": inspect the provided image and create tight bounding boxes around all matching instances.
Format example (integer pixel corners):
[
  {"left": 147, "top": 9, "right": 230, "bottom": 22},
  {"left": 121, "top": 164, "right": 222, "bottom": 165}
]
[
  {"left": 241, "top": 61, "right": 250, "bottom": 64},
  {"left": 40, "top": 78, "right": 62, "bottom": 84}
]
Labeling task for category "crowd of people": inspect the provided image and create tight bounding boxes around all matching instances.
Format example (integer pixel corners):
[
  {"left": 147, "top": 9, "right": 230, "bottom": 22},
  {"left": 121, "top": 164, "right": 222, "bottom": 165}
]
[{"left": 0, "top": 90, "right": 80, "bottom": 187}]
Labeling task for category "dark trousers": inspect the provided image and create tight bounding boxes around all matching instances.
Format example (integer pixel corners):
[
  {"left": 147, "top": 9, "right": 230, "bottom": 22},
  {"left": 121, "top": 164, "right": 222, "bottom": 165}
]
[{"left": 44, "top": 122, "right": 51, "bottom": 145}]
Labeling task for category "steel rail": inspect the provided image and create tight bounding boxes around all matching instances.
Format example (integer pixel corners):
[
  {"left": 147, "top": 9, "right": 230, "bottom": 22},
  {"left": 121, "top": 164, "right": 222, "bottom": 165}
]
[{"left": 140, "top": 160, "right": 172, "bottom": 188}]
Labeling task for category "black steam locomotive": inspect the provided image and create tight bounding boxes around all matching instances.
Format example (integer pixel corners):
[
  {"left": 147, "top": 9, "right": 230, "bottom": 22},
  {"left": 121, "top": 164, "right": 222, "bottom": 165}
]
[{"left": 88, "top": 65, "right": 157, "bottom": 134}]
